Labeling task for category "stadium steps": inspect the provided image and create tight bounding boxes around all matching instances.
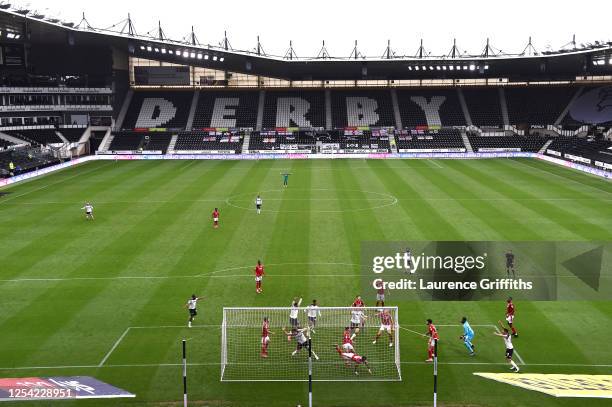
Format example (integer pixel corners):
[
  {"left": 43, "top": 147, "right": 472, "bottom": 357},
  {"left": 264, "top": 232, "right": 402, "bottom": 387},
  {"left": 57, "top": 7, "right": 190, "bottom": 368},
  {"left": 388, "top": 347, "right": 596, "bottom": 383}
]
[
  {"left": 54, "top": 131, "right": 69, "bottom": 144},
  {"left": 242, "top": 133, "right": 251, "bottom": 153},
  {"left": 390, "top": 89, "right": 403, "bottom": 129},
  {"left": 98, "top": 130, "right": 114, "bottom": 152},
  {"left": 499, "top": 88, "right": 510, "bottom": 126},
  {"left": 186, "top": 91, "right": 199, "bottom": 131},
  {"left": 167, "top": 134, "right": 179, "bottom": 154},
  {"left": 256, "top": 91, "right": 265, "bottom": 131},
  {"left": 456, "top": 88, "right": 473, "bottom": 126},
  {"left": 0, "top": 131, "right": 30, "bottom": 146},
  {"left": 115, "top": 89, "right": 134, "bottom": 130},
  {"left": 325, "top": 89, "right": 332, "bottom": 130},
  {"left": 555, "top": 87, "right": 584, "bottom": 126},
  {"left": 539, "top": 139, "right": 554, "bottom": 154},
  {"left": 461, "top": 132, "right": 474, "bottom": 153}
]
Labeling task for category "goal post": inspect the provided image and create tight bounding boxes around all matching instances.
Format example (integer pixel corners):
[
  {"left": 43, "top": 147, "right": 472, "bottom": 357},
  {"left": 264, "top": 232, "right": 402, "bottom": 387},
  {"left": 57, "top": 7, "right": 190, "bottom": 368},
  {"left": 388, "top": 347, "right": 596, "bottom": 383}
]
[{"left": 221, "top": 306, "right": 401, "bottom": 382}]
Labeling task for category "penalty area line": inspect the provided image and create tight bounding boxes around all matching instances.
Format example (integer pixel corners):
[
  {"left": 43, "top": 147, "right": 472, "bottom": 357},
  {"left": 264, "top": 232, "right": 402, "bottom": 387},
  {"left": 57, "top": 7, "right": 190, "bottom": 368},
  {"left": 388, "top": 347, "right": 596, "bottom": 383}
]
[
  {"left": 2, "top": 361, "right": 611, "bottom": 371},
  {"left": 98, "top": 327, "right": 131, "bottom": 367}
]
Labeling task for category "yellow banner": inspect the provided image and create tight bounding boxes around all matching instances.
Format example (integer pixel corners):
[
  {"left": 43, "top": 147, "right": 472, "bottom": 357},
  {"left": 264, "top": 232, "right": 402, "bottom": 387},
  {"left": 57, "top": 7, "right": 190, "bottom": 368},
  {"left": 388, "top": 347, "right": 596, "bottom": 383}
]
[{"left": 474, "top": 373, "right": 612, "bottom": 398}]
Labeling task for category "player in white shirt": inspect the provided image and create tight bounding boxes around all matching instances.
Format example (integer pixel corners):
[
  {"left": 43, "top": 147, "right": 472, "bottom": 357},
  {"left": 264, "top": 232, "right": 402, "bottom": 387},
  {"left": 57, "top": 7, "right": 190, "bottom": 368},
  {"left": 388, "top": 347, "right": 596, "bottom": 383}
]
[
  {"left": 184, "top": 294, "right": 200, "bottom": 328},
  {"left": 288, "top": 297, "right": 303, "bottom": 334},
  {"left": 81, "top": 202, "right": 94, "bottom": 220},
  {"left": 304, "top": 299, "right": 321, "bottom": 333},
  {"left": 350, "top": 308, "right": 367, "bottom": 335},
  {"left": 494, "top": 322, "right": 520, "bottom": 372},
  {"left": 255, "top": 195, "right": 263, "bottom": 214},
  {"left": 282, "top": 326, "right": 319, "bottom": 360}
]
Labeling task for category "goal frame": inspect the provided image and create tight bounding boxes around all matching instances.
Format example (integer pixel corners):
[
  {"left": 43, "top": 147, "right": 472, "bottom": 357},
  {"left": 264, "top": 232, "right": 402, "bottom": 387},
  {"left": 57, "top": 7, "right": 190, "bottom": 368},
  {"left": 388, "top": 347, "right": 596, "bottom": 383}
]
[{"left": 220, "top": 306, "right": 401, "bottom": 382}]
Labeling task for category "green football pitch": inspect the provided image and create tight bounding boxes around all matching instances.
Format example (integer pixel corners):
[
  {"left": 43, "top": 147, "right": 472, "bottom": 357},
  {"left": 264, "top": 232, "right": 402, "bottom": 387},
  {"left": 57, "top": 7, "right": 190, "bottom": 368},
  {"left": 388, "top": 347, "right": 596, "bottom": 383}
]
[{"left": 0, "top": 158, "right": 611, "bottom": 406}]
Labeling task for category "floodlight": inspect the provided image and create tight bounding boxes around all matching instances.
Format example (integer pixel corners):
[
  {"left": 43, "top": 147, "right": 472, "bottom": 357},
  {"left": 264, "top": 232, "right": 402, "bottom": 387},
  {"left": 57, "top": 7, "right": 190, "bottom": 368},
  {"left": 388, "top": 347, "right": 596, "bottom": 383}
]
[{"left": 469, "top": 64, "right": 475, "bottom": 70}]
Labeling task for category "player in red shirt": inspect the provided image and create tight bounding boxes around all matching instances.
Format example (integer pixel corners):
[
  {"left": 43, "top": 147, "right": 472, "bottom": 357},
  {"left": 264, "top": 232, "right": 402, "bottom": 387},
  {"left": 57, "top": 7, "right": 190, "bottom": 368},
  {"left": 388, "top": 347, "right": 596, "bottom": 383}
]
[
  {"left": 372, "top": 309, "right": 394, "bottom": 347},
  {"left": 255, "top": 260, "right": 265, "bottom": 294},
  {"left": 260, "top": 317, "right": 273, "bottom": 358},
  {"left": 426, "top": 319, "right": 439, "bottom": 362},
  {"left": 352, "top": 295, "right": 364, "bottom": 308},
  {"left": 341, "top": 326, "right": 355, "bottom": 352},
  {"left": 335, "top": 344, "right": 372, "bottom": 375},
  {"left": 212, "top": 208, "right": 220, "bottom": 228},
  {"left": 375, "top": 280, "right": 385, "bottom": 307},
  {"left": 505, "top": 297, "right": 518, "bottom": 337}
]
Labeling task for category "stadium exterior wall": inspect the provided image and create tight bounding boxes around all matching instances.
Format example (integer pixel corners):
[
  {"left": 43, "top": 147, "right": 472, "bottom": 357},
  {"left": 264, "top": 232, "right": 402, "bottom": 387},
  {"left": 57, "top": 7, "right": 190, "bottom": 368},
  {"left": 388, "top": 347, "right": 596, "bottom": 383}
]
[{"left": 1, "top": 153, "right": 610, "bottom": 190}]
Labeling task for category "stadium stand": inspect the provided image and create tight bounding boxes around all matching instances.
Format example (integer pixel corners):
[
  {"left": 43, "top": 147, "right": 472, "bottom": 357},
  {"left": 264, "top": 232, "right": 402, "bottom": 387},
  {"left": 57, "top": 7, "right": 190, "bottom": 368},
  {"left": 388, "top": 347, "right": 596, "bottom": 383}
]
[
  {"left": 0, "top": 146, "right": 60, "bottom": 178},
  {"left": 397, "top": 89, "right": 465, "bottom": 127},
  {"left": 122, "top": 91, "right": 192, "bottom": 129},
  {"left": 142, "top": 133, "right": 172, "bottom": 153},
  {"left": 249, "top": 131, "right": 315, "bottom": 152},
  {"left": 562, "top": 86, "right": 612, "bottom": 128},
  {"left": 89, "top": 131, "right": 107, "bottom": 152},
  {"left": 338, "top": 130, "right": 391, "bottom": 151},
  {"left": 174, "top": 131, "right": 243, "bottom": 153},
  {"left": 193, "top": 91, "right": 259, "bottom": 128},
  {"left": 467, "top": 134, "right": 548, "bottom": 152},
  {"left": 505, "top": 86, "right": 577, "bottom": 125},
  {"left": 263, "top": 90, "right": 325, "bottom": 129},
  {"left": 58, "top": 128, "right": 86, "bottom": 142},
  {"left": 395, "top": 129, "right": 465, "bottom": 151},
  {"left": 547, "top": 136, "right": 612, "bottom": 165},
  {"left": 462, "top": 88, "right": 503, "bottom": 127},
  {"left": 4, "top": 129, "right": 61, "bottom": 146},
  {"left": 0, "top": 139, "right": 14, "bottom": 150},
  {"left": 108, "top": 132, "right": 146, "bottom": 151},
  {"left": 331, "top": 90, "right": 395, "bottom": 128}
]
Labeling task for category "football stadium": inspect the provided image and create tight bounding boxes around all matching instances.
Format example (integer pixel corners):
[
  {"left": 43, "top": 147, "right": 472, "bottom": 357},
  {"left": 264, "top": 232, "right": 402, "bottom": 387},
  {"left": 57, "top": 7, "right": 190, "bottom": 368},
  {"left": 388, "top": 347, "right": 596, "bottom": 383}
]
[{"left": 0, "top": 1, "right": 611, "bottom": 406}]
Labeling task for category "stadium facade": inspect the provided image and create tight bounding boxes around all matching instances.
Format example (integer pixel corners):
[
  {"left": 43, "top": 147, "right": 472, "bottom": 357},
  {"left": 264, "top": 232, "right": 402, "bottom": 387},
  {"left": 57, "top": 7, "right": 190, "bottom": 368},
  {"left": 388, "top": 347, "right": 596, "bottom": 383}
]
[{"left": 0, "top": 4, "right": 611, "bottom": 180}]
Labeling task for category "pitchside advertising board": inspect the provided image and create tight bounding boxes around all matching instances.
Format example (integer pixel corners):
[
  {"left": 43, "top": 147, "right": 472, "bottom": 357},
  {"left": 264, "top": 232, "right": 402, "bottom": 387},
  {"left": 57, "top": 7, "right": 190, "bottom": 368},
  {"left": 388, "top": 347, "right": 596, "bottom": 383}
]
[
  {"left": 0, "top": 377, "right": 134, "bottom": 401},
  {"left": 361, "top": 241, "right": 611, "bottom": 301}
]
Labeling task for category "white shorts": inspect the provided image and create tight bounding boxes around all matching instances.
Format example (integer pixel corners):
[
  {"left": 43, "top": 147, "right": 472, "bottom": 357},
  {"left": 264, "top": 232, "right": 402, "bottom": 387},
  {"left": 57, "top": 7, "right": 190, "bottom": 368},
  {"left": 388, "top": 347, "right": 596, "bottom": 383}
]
[
  {"left": 255, "top": 276, "right": 262, "bottom": 282},
  {"left": 376, "top": 293, "right": 385, "bottom": 301},
  {"left": 342, "top": 342, "right": 354, "bottom": 352},
  {"left": 261, "top": 336, "right": 270, "bottom": 344},
  {"left": 213, "top": 217, "right": 219, "bottom": 222},
  {"left": 506, "top": 315, "right": 514, "bottom": 324},
  {"left": 341, "top": 352, "right": 354, "bottom": 361},
  {"left": 429, "top": 338, "right": 437, "bottom": 348},
  {"left": 379, "top": 324, "right": 392, "bottom": 333}
]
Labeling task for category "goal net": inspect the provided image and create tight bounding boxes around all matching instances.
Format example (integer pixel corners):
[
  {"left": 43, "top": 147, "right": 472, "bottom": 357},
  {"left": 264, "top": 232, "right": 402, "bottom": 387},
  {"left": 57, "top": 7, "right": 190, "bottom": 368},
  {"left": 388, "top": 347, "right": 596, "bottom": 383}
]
[{"left": 221, "top": 306, "right": 401, "bottom": 381}]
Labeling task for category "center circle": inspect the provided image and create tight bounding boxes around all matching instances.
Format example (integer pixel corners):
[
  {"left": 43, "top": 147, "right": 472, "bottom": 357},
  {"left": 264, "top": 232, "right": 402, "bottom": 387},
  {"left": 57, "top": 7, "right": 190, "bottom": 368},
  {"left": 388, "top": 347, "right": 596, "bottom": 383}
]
[{"left": 225, "top": 188, "right": 397, "bottom": 213}]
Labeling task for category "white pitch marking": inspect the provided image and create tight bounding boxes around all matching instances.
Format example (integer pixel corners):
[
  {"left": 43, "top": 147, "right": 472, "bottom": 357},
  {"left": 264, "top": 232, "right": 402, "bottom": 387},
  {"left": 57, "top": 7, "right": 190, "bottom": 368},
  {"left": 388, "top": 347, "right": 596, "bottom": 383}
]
[
  {"left": 398, "top": 326, "right": 428, "bottom": 337},
  {"left": 2, "top": 361, "right": 611, "bottom": 371},
  {"left": 0, "top": 162, "right": 113, "bottom": 205},
  {"left": 98, "top": 327, "right": 131, "bottom": 367},
  {"left": 0, "top": 262, "right": 361, "bottom": 283},
  {"left": 511, "top": 158, "right": 612, "bottom": 195}
]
